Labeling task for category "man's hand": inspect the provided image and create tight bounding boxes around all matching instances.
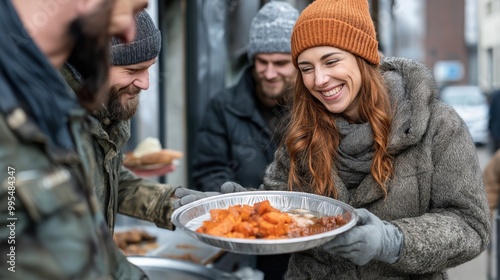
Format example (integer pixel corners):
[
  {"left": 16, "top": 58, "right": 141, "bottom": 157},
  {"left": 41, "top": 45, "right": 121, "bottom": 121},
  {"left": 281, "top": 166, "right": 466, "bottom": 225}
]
[
  {"left": 173, "top": 188, "right": 219, "bottom": 209},
  {"left": 173, "top": 183, "right": 248, "bottom": 209},
  {"left": 220, "top": 181, "right": 247, "bottom": 193}
]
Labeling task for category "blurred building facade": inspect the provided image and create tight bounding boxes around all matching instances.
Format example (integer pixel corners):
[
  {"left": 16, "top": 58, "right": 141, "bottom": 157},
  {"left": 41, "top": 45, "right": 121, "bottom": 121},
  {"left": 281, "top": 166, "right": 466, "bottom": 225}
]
[
  {"left": 478, "top": 0, "right": 500, "bottom": 93},
  {"left": 425, "top": 0, "right": 471, "bottom": 88}
]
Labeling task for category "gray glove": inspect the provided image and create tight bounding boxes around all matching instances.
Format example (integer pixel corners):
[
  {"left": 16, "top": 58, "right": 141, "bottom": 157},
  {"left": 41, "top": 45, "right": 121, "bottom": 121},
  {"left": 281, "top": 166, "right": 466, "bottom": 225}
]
[
  {"left": 173, "top": 183, "right": 247, "bottom": 209},
  {"left": 173, "top": 188, "right": 219, "bottom": 209},
  {"left": 322, "top": 208, "right": 403, "bottom": 265},
  {"left": 220, "top": 181, "right": 248, "bottom": 193}
]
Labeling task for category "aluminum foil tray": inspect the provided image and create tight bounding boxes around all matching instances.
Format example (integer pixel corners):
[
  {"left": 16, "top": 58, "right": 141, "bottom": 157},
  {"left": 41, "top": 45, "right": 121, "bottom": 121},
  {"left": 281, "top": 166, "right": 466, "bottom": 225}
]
[
  {"left": 171, "top": 191, "right": 357, "bottom": 255},
  {"left": 127, "top": 256, "right": 238, "bottom": 280}
]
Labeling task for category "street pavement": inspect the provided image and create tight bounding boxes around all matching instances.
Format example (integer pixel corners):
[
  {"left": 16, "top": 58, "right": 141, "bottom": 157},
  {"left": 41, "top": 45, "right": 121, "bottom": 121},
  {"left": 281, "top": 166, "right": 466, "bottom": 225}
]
[{"left": 448, "top": 146, "right": 493, "bottom": 280}]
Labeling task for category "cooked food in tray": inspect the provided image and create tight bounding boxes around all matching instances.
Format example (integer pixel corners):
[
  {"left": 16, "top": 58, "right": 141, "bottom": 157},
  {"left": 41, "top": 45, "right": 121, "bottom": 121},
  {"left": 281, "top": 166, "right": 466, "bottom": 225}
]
[
  {"left": 196, "top": 200, "right": 347, "bottom": 239},
  {"left": 172, "top": 191, "right": 357, "bottom": 254}
]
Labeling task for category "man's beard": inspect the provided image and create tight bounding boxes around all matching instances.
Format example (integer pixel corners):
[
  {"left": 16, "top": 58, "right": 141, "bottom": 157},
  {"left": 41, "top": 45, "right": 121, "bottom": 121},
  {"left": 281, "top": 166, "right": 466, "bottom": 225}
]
[
  {"left": 67, "top": 0, "right": 113, "bottom": 111},
  {"left": 94, "top": 84, "right": 141, "bottom": 122},
  {"left": 256, "top": 78, "right": 289, "bottom": 107}
]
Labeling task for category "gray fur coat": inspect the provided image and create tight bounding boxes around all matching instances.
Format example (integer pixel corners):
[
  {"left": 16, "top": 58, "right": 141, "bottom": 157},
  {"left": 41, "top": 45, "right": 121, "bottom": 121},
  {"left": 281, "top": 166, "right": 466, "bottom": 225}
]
[{"left": 262, "top": 57, "right": 491, "bottom": 280}]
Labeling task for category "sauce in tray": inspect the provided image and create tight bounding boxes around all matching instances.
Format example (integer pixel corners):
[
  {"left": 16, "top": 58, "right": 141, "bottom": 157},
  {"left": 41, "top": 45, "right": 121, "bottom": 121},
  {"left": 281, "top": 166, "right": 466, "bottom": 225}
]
[{"left": 287, "top": 209, "right": 347, "bottom": 237}]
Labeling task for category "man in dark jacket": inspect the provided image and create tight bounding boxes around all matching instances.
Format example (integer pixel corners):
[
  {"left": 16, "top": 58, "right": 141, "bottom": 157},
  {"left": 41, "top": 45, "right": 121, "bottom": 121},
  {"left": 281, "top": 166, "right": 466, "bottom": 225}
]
[
  {"left": 191, "top": 2, "right": 299, "bottom": 279},
  {"left": 0, "top": 0, "right": 149, "bottom": 279},
  {"left": 192, "top": 1, "right": 298, "bottom": 192}
]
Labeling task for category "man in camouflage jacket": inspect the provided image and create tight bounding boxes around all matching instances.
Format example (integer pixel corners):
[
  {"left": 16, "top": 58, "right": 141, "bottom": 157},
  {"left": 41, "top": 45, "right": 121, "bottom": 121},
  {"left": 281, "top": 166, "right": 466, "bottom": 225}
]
[
  {"left": 0, "top": 0, "right": 148, "bottom": 278},
  {"left": 62, "top": 10, "right": 178, "bottom": 235}
]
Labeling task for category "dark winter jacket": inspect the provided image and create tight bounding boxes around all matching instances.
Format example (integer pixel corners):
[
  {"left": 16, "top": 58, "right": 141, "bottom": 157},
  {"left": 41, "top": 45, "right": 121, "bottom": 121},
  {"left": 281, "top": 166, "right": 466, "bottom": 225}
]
[
  {"left": 263, "top": 57, "right": 491, "bottom": 280},
  {"left": 192, "top": 66, "right": 285, "bottom": 191}
]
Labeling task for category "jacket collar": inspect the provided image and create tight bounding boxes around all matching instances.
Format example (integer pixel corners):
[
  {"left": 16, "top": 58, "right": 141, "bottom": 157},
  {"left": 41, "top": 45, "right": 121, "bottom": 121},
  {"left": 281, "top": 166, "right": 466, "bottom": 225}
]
[
  {"left": 224, "top": 66, "right": 273, "bottom": 132},
  {"left": 380, "top": 57, "right": 438, "bottom": 154},
  {"left": 226, "top": 65, "right": 258, "bottom": 118},
  {"left": 88, "top": 115, "right": 131, "bottom": 151}
]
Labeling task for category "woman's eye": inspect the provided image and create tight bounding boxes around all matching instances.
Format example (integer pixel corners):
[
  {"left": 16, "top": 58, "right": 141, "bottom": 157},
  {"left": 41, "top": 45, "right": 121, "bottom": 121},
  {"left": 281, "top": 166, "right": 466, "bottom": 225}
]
[
  {"left": 326, "top": 59, "right": 338, "bottom": 66},
  {"left": 300, "top": 67, "right": 312, "bottom": 73}
]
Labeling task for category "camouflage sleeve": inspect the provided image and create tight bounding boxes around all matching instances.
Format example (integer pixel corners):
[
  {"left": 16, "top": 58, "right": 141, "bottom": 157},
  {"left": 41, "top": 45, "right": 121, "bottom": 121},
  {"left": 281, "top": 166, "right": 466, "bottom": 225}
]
[
  {"left": 0, "top": 118, "right": 123, "bottom": 278},
  {"left": 117, "top": 165, "right": 178, "bottom": 229}
]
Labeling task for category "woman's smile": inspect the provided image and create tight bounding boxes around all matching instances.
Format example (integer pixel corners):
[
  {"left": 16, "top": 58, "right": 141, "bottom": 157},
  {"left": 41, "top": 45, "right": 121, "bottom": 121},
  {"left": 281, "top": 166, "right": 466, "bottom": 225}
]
[{"left": 320, "top": 84, "right": 344, "bottom": 99}]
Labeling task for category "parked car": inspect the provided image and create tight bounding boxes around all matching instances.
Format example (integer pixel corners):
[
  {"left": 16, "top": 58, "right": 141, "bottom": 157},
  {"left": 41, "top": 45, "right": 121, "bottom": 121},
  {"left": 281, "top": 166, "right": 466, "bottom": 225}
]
[{"left": 439, "top": 85, "right": 489, "bottom": 145}]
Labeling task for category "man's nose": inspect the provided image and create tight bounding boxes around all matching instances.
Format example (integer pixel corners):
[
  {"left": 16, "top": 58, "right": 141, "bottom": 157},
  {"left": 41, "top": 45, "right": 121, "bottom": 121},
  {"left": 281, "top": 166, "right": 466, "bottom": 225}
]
[
  {"left": 133, "top": 71, "right": 150, "bottom": 90},
  {"left": 264, "top": 65, "right": 278, "bottom": 79}
]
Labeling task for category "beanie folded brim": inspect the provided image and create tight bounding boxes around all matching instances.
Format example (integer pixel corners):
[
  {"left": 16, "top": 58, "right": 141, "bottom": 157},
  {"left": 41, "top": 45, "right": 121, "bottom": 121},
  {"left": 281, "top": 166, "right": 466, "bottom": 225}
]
[
  {"left": 110, "top": 30, "right": 162, "bottom": 66},
  {"left": 292, "top": 18, "right": 379, "bottom": 67},
  {"left": 247, "top": 40, "right": 292, "bottom": 61}
]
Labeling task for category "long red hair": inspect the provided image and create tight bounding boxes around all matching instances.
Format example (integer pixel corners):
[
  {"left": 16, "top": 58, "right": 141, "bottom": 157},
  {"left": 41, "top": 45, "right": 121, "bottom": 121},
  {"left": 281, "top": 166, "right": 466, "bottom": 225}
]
[{"left": 284, "top": 56, "right": 393, "bottom": 198}]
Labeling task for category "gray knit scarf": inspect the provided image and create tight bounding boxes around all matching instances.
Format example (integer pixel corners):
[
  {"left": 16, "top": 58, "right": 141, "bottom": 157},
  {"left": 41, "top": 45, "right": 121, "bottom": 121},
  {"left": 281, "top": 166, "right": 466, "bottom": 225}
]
[{"left": 335, "top": 117, "right": 374, "bottom": 189}]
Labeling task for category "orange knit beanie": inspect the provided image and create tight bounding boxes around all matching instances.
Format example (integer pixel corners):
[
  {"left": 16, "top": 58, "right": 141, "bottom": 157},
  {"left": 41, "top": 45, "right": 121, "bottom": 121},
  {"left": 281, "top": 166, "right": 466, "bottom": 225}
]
[{"left": 291, "top": 0, "right": 380, "bottom": 68}]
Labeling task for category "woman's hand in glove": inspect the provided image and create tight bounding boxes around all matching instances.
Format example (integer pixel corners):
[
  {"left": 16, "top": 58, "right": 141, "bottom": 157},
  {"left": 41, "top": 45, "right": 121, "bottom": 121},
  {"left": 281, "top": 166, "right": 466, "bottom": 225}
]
[{"left": 322, "top": 208, "right": 403, "bottom": 266}]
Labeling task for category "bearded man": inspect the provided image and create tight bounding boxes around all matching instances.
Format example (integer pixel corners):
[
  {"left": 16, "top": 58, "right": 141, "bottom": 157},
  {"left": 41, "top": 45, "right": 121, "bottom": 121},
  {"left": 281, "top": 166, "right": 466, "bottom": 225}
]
[
  {"left": 63, "top": 9, "right": 179, "bottom": 236},
  {"left": 0, "top": 0, "right": 150, "bottom": 279},
  {"left": 62, "top": 10, "right": 238, "bottom": 238}
]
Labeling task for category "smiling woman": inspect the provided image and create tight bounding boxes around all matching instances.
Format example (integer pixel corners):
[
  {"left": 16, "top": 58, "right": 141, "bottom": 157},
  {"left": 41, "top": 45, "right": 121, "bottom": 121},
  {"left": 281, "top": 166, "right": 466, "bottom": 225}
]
[{"left": 258, "top": 0, "right": 491, "bottom": 279}]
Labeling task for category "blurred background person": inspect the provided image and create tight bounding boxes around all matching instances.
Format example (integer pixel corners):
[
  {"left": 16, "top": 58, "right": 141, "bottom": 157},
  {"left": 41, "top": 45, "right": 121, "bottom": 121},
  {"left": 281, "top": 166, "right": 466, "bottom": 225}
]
[
  {"left": 0, "top": 0, "right": 149, "bottom": 279},
  {"left": 484, "top": 147, "right": 500, "bottom": 216},
  {"left": 488, "top": 89, "right": 500, "bottom": 153},
  {"left": 191, "top": 2, "right": 298, "bottom": 279},
  {"left": 192, "top": 0, "right": 298, "bottom": 192}
]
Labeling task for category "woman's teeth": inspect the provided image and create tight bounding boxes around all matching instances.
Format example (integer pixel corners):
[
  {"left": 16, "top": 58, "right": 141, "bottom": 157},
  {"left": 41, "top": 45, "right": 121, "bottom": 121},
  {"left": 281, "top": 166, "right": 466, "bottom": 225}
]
[{"left": 322, "top": 85, "right": 343, "bottom": 97}]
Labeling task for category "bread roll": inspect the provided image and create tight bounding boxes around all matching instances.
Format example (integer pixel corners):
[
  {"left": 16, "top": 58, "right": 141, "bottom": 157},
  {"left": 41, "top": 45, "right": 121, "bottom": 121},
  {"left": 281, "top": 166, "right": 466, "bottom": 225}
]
[
  {"left": 124, "top": 149, "right": 183, "bottom": 167},
  {"left": 139, "top": 149, "right": 183, "bottom": 165},
  {"left": 133, "top": 137, "right": 162, "bottom": 158},
  {"left": 123, "top": 137, "right": 183, "bottom": 167}
]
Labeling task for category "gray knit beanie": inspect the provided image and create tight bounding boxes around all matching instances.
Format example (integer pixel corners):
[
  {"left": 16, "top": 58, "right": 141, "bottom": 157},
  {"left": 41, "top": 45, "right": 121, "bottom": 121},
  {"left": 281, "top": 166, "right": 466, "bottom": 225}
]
[
  {"left": 247, "top": 1, "right": 299, "bottom": 63},
  {"left": 110, "top": 10, "right": 161, "bottom": 66}
]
